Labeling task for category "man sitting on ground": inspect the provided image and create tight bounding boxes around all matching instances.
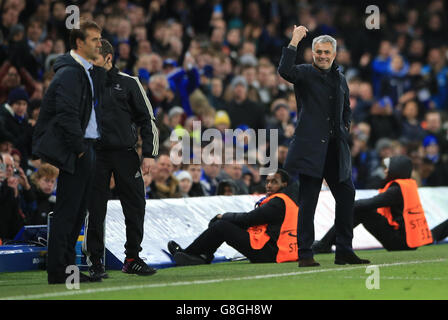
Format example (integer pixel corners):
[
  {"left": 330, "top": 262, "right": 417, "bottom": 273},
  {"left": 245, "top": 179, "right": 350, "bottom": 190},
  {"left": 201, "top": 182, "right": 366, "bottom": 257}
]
[
  {"left": 313, "top": 155, "right": 433, "bottom": 253},
  {"left": 167, "top": 169, "right": 300, "bottom": 266}
]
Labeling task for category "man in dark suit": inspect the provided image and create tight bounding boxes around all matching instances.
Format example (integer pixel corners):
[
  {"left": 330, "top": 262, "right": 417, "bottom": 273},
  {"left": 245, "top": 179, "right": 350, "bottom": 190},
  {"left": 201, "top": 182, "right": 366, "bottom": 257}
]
[
  {"left": 278, "top": 25, "right": 369, "bottom": 267},
  {"left": 33, "top": 21, "right": 105, "bottom": 284}
]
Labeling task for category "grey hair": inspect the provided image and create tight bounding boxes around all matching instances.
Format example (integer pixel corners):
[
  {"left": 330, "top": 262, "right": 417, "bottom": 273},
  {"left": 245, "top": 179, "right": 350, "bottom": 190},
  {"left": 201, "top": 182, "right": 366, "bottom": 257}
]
[{"left": 312, "top": 35, "right": 337, "bottom": 52}]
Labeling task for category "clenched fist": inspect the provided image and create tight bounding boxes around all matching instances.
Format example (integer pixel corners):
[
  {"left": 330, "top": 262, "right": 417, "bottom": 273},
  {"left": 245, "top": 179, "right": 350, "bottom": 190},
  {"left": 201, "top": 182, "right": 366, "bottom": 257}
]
[{"left": 290, "top": 25, "right": 309, "bottom": 47}]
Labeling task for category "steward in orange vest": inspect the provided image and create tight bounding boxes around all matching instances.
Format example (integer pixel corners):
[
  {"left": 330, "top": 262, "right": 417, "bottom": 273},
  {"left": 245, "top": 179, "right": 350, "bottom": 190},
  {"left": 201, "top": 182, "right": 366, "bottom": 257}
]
[
  {"left": 314, "top": 155, "right": 433, "bottom": 253},
  {"left": 167, "top": 169, "right": 300, "bottom": 266}
]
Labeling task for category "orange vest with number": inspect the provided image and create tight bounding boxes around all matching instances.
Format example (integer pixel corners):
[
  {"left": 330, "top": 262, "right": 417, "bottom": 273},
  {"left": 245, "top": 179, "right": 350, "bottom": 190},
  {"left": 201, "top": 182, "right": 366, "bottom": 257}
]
[
  {"left": 247, "top": 193, "right": 299, "bottom": 263},
  {"left": 377, "top": 179, "right": 433, "bottom": 248}
]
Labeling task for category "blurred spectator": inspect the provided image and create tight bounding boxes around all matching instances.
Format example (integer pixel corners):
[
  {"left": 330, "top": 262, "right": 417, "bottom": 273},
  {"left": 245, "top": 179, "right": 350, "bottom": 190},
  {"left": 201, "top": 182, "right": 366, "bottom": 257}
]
[
  {"left": 26, "top": 163, "right": 58, "bottom": 225},
  {"left": 207, "top": 77, "right": 227, "bottom": 110},
  {"left": 200, "top": 154, "right": 221, "bottom": 196},
  {"left": 164, "top": 55, "right": 200, "bottom": 117},
  {"left": 0, "top": 153, "right": 23, "bottom": 242},
  {"left": 218, "top": 161, "right": 248, "bottom": 195},
  {"left": 350, "top": 80, "right": 374, "bottom": 123},
  {"left": 49, "top": 0, "right": 71, "bottom": 48},
  {"left": 0, "top": 87, "right": 33, "bottom": 168},
  {"left": 269, "top": 102, "right": 294, "bottom": 146},
  {"left": 366, "top": 138, "right": 394, "bottom": 188},
  {"left": 174, "top": 170, "right": 193, "bottom": 198},
  {"left": 214, "top": 110, "right": 231, "bottom": 136},
  {"left": 372, "top": 40, "right": 393, "bottom": 96},
  {"left": 221, "top": 75, "right": 265, "bottom": 130},
  {"left": 115, "top": 41, "right": 135, "bottom": 75},
  {"left": 146, "top": 154, "right": 181, "bottom": 199},
  {"left": 351, "top": 124, "right": 379, "bottom": 189},
  {"left": 187, "top": 163, "right": 206, "bottom": 197},
  {"left": 216, "top": 179, "right": 237, "bottom": 196},
  {"left": 27, "top": 98, "right": 41, "bottom": 127},
  {"left": 421, "top": 135, "right": 448, "bottom": 186},
  {"left": 10, "top": 148, "right": 22, "bottom": 171},
  {"left": 421, "top": 47, "right": 448, "bottom": 109},
  {"left": 167, "top": 106, "right": 185, "bottom": 132},
  {"left": 277, "top": 142, "right": 289, "bottom": 170},
  {"left": 368, "top": 96, "right": 401, "bottom": 146},
  {"left": 1, "top": 152, "right": 32, "bottom": 232},
  {"left": 400, "top": 99, "right": 426, "bottom": 143},
  {"left": 423, "top": 110, "right": 448, "bottom": 154},
  {"left": 147, "top": 72, "right": 175, "bottom": 114},
  {"left": 0, "top": 61, "right": 36, "bottom": 104},
  {"left": 379, "top": 54, "right": 411, "bottom": 106}
]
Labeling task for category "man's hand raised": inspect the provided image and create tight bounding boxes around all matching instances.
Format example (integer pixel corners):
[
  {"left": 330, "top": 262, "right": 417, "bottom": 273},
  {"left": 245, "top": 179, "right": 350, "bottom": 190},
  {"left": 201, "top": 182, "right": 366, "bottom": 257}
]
[{"left": 290, "top": 25, "right": 309, "bottom": 47}]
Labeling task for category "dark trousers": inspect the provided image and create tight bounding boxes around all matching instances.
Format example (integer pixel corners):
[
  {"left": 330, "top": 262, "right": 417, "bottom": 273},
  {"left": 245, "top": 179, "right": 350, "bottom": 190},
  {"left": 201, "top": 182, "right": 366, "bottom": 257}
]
[
  {"left": 47, "top": 142, "right": 96, "bottom": 280},
  {"left": 431, "top": 219, "right": 448, "bottom": 243},
  {"left": 84, "top": 148, "right": 145, "bottom": 265},
  {"left": 297, "top": 138, "right": 355, "bottom": 259},
  {"left": 320, "top": 208, "right": 412, "bottom": 251},
  {"left": 185, "top": 220, "right": 277, "bottom": 263}
]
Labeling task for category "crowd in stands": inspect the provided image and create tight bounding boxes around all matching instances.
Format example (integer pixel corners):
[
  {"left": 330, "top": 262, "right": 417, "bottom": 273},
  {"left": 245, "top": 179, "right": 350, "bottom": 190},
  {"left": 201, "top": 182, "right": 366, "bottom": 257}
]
[{"left": 1, "top": 0, "right": 448, "bottom": 241}]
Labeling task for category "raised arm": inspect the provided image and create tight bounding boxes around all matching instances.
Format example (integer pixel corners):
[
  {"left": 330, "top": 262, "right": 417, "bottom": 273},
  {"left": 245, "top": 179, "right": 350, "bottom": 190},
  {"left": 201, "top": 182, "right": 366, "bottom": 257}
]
[{"left": 277, "top": 25, "right": 309, "bottom": 84}]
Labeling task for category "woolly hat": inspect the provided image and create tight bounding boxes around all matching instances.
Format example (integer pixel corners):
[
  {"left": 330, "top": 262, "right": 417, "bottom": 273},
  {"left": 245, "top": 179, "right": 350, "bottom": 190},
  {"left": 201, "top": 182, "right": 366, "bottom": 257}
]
[{"left": 8, "top": 87, "right": 29, "bottom": 105}]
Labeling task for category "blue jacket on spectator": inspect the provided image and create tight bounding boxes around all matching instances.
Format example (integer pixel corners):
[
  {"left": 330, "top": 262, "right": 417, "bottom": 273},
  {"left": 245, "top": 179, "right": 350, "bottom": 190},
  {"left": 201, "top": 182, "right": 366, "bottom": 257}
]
[
  {"left": 421, "top": 64, "right": 448, "bottom": 109},
  {"left": 166, "top": 66, "right": 200, "bottom": 117},
  {"left": 372, "top": 56, "right": 391, "bottom": 98}
]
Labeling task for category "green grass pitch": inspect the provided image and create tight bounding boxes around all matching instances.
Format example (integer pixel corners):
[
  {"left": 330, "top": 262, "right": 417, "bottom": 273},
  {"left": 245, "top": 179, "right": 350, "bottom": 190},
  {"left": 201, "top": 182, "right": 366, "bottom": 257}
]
[{"left": 0, "top": 244, "right": 447, "bottom": 300}]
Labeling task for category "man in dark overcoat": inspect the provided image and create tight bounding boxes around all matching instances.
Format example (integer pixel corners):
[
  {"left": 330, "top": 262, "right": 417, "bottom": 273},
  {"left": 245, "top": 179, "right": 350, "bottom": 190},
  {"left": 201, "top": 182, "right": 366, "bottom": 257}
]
[{"left": 278, "top": 25, "right": 370, "bottom": 267}]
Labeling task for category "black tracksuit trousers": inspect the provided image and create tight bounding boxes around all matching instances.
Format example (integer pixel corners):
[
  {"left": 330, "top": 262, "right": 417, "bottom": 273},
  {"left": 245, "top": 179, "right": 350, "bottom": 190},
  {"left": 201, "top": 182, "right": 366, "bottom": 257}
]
[
  {"left": 84, "top": 148, "right": 145, "bottom": 264},
  {"left": 185, "top": 220, "right": 277, "bottom": 263},
  {"left": 319, "top": 208, "right": 412, "bottom": 251}
]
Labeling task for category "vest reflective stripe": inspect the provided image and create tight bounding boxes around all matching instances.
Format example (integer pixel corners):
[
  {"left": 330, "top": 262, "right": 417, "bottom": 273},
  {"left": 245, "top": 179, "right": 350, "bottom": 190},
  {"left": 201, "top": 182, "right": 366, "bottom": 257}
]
[
  {"left": 377, "top": 179, "right": 433, "bottom": 248},
  {"left": 247, "top": 193, "right": 299, "bottom": 263}
]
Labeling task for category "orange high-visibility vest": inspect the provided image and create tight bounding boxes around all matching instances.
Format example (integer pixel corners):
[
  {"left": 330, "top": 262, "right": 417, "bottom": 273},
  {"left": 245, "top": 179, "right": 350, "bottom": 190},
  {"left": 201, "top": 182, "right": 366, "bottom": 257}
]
[
  {"left": 247, "top": 193, "right": 299, "bottom": 263},
  {"left": 377, "top": 179, "right": 433, "bottom": 248}
]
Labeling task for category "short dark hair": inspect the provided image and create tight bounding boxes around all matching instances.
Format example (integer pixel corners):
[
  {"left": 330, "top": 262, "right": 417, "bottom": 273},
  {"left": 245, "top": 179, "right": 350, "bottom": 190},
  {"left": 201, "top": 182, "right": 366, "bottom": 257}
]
[
  {"left": 217, "top": 179, "right": 236, "bottom": 195},
  {"left": 69, "top": 20, "right": 101, "bottom": 50},
  {"left": 99, "top": 39, "right": 114, "bottom": 58},
  {"left": 276, "top": 169, "right": 290, "bottom": 185}
]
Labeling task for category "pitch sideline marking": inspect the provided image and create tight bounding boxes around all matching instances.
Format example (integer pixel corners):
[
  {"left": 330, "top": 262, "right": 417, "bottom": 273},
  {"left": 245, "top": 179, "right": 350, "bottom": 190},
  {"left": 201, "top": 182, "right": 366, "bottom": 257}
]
[{"left": 1, "top": 258, "right": 445, "bottom": 300}]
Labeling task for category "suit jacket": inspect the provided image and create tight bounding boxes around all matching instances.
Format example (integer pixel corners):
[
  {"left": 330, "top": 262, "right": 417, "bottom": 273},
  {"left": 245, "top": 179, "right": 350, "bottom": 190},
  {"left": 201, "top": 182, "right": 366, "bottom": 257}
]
[
  {"left": 32, "top": 51, "right": 105, "bottom": 174},
  {"left": 278, "top": 46, "right": 352, "bottom": 181}
]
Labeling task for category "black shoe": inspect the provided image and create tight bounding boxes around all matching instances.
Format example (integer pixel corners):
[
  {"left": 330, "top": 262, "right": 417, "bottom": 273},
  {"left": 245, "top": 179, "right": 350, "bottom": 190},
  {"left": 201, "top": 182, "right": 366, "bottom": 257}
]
[
  {"left": 167, "top": 240, "right": 184, "bottom": 256},
  {"left": 298, "top": 257, "right": 321, "bottom": 267},
  {"left": 80, "top": 271, "right": 102, "bottom": 283},
  {"left": 89, "top": 263, "right": 109, "bottom": 280},
  {"left": 122, "top": 257, "right": 157, "bottom": 276},
  {"left": 173, "top": 252, "right": 207, "bottom": 266},
  {"left": 312, "top": 240, "right": 332, "bottom": 254},
  {"left": 335, "top": 252, "right": 370, "bottom": 265}
]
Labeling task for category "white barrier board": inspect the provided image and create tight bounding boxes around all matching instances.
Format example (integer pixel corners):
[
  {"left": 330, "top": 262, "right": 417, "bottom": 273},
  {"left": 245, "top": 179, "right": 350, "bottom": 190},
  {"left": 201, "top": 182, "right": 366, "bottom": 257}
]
[{"left": 105, "top": 188, "right": 448, "bottom": 267}]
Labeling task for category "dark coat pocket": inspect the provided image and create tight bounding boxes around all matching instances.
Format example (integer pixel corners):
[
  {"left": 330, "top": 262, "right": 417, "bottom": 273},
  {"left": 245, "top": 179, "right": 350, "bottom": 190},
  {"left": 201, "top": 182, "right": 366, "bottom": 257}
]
[{"left": 34, "top": 125, "right": 76, "bottom": 174}]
